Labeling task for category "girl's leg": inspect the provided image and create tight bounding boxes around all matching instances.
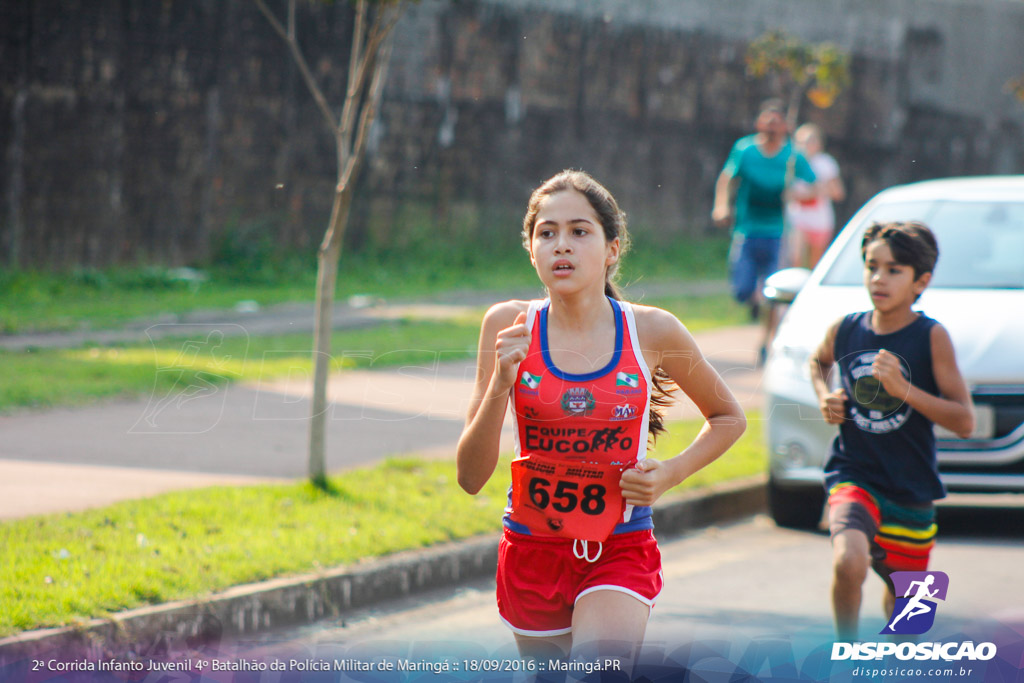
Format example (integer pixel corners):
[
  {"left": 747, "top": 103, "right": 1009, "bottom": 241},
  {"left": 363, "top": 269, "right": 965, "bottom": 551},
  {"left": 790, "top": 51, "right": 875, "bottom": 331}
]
[
  {"left": 807, "top": 229, "right": 831, "bottom": 269},
  {"left": 789, "top": 227, "right": 807, "bottom": 269},
  {"left": 808, "top": 240, "right": 826, "bottom": 269},
  {"left": 514, "top": 633, "right": 572, "bottom": 661},
  {"left": 569, "top": 590, "right": 650, "bottom": 677}
]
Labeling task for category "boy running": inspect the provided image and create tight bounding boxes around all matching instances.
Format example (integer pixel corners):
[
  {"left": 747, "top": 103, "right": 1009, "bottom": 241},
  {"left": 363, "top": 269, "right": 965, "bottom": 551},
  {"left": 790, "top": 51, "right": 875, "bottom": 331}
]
[{"left": 809, "top": 221, "right": 974, "bottom": 641}]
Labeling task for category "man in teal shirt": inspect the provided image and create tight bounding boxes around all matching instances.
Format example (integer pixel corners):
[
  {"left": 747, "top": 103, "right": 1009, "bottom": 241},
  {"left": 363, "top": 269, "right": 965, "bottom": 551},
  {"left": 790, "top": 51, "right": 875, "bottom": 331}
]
[{"left": 712, "top": 99, "right": 816, "bottom": 363}]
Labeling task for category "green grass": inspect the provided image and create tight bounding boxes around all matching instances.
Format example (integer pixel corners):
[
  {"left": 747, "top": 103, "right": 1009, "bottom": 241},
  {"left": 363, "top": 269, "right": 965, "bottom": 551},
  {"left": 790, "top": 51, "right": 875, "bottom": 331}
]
[
  {"left": 644, "top": 293, "right": 749, "bottom": 333},
  {"left": 0, "top": 457, "right": 511, "bottom": 637},
  {"left": 651, "top": 411, "right": 764, "bottom": 489},
  {"left": 0, "top": 268, "right": 316, "bottom": 335},
  {"left": 0, "top": 413, "right": 763, "bottom": 637},
  {"left": 0, "top": 289, "right": 751, "bottom": 412},
  {"left": 0, "top": 318, "right": 483, "bottom": 412},
  {"left": 0, "top": 236, "right": 729, "bottom": 335}
]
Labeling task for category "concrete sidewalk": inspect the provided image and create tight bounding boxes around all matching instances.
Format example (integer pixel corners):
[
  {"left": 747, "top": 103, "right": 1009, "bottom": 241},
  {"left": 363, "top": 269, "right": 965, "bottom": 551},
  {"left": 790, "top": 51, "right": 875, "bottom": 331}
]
[{"left": 0, "top": 318, "right": 764, "bottom": 519}]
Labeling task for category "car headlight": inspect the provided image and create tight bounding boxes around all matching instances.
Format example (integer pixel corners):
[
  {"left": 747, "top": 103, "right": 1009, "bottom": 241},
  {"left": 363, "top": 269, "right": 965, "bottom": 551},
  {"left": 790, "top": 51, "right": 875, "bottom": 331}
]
[
  {"left": 768, "top": 343, "right": 812, "bottom": 380},
  {"left": 775, "top": 440, "right": 810, "bottom": 469}
]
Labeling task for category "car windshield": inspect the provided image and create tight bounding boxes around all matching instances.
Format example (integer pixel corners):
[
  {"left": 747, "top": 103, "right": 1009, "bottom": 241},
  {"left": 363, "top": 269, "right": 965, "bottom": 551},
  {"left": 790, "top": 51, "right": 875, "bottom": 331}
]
[{"left": 822, "top": 199, "right": 1024, "bottom": 289}]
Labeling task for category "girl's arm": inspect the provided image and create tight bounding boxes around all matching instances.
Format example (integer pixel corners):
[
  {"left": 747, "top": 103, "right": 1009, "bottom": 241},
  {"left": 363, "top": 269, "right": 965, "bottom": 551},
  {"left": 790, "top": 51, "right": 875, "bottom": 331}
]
[
  {"left": 871, "top": 324, "right": 975, "bottom": 439},
  {"left": 825, "top": 174, "right": 846, "bottom": 203},
  {"left": 619, "top": 307, "right": 747, "bottom": 506},
  {"left": 456, "top": 301, "right": 529, "bottom": 494}
]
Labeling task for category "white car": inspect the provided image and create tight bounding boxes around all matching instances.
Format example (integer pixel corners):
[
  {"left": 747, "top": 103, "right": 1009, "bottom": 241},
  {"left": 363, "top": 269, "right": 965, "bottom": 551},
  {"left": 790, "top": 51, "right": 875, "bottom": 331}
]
[{"left": 763, "top": 176, "right": 1024, "bottom": 529}]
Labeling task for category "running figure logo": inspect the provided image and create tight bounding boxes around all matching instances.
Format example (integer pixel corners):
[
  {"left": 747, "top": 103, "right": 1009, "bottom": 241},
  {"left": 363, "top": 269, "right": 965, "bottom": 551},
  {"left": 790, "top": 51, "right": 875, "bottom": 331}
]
[{"left": 882, "top": 571, "right": 949, "bottom": 635}]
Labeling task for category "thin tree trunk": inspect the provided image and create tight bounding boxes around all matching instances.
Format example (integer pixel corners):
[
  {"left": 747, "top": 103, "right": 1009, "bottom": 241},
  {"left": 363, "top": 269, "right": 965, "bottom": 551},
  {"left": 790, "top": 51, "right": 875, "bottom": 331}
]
[
  {"left": 307, "top": 32, "right": 394, "bottom": 484},
  {"left": 253, "top": 0, "right": 401, "bottom": 484},
  {"left": 786, "top": 77, "right": 813, "bottom": 132},
  {"left": 308, "top": 185, "right": 353, "bottom": 482}
]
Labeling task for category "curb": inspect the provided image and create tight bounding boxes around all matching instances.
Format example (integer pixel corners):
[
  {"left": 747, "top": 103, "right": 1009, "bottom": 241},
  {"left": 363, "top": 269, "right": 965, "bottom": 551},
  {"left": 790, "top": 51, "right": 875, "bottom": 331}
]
[{"left": 0, "top": 475, "right": 766, "bottom": 664}]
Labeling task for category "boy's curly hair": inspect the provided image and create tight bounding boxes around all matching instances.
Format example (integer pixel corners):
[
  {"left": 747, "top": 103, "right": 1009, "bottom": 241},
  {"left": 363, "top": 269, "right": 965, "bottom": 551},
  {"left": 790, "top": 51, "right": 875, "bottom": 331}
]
[{"left": 860, "top": 221, "right": 939, "bottom": 279}]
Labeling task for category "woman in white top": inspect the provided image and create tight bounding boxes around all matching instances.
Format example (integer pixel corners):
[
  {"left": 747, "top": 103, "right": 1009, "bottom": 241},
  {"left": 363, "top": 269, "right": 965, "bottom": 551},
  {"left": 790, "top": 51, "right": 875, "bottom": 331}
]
[{"left": 786, "top": 123, "right": 846, "bottom": 269}]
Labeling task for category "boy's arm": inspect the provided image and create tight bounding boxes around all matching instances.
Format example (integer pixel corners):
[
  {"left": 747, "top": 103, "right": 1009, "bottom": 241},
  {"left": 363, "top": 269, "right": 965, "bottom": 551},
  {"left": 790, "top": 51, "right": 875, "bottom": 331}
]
[
  {"left": 810, "top": 318, "right": 847, "bottom": 424},
  {"left": 871, "top": 324, "right": 975, "bottom": 439}
]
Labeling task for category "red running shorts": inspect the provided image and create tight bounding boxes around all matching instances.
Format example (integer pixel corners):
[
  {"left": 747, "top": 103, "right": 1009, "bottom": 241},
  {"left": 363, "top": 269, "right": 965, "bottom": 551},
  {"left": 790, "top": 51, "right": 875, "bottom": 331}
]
[{"left": 495, "top": 528, "right": 663, "bottom": 637}]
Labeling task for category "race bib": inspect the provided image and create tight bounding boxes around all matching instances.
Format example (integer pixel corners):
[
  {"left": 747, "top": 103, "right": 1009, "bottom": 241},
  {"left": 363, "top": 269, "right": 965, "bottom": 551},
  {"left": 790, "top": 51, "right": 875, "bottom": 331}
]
[{"left": 508, "top": 452, "right": 633, "bottom": 542}]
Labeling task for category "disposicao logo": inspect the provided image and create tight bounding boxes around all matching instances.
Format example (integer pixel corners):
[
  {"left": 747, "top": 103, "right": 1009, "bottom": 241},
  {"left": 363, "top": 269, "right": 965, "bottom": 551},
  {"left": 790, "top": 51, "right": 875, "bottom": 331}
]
[
  {"left": 832, "top": 570, "right": 997, "bottom": 663},
  {"left": 882, "top": 571, "right": 948, "bottom": 635}
]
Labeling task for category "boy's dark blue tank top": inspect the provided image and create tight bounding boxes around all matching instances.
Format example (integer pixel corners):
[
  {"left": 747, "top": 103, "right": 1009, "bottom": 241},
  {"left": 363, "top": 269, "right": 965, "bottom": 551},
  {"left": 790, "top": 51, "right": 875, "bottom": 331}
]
[{"left": 824, "top": 311, "right": 945, "bottom": 503}]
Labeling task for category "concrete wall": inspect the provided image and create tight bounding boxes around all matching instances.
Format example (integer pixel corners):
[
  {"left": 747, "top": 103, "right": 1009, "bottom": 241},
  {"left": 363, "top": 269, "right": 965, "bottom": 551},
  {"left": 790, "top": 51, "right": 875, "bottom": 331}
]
[{"left": 2, "top": 0, "right": 1022, "bottom": 269}]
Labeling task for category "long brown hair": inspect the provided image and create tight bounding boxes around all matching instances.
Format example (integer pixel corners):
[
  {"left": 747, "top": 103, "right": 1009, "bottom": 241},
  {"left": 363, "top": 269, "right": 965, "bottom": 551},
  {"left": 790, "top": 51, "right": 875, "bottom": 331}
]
[{"left": 522, "top": 170, "right": 676, "bottom": 442}]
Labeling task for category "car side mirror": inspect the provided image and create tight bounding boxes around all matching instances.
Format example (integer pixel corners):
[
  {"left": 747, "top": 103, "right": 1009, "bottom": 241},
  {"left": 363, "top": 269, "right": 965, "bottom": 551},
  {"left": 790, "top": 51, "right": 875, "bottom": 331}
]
[{"left": 763, "top": 267, "right": 812, "bottom": 304}]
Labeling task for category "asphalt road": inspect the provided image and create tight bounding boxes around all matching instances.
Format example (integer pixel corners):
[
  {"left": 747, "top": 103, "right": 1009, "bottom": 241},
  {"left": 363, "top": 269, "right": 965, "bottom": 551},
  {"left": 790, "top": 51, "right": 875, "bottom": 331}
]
[{"left": 232, "top": 505, "right": 1024, "bottom": 681}]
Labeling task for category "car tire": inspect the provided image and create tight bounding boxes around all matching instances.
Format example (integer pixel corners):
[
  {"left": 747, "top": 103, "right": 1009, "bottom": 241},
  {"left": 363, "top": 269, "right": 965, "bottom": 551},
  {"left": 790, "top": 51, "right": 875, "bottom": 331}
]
[{"left": 768, "top": 477, "right": 826, "bottom": 530}]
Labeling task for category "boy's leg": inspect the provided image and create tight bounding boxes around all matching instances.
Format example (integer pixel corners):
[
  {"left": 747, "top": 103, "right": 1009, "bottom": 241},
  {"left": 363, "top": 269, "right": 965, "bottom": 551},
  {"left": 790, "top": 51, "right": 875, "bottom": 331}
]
[
  {"left": 881, "top": 572, "right": 897, "bottom": 628},
  {"left": 831, "top": 528, "right": 872, "bottom": 642},
  {"left": 828, "top": 484, "right": 884, "bottom": 642},
  {"left": 871, "top": 499, "right": 937, "bottom": 630}
]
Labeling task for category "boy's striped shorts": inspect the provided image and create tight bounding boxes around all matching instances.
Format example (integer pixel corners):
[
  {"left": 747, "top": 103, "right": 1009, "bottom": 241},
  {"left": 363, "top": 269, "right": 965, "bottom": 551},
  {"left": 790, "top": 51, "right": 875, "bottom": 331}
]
[{"left": 828, "top": 482, "right": 937, "bottom": 576}]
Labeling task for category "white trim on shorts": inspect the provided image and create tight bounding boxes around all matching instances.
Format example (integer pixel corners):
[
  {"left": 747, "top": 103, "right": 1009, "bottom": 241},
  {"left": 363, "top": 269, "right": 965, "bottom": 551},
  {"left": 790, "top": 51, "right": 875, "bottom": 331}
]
[
  {"left": 499, "top": 583, "right": 658, "bottom": 637},
  {"left": 575, "top": 583, "right": 659, "bottom": 608},
  {"left": 499, "top": 615, "right": 573, "bottom": 638}
]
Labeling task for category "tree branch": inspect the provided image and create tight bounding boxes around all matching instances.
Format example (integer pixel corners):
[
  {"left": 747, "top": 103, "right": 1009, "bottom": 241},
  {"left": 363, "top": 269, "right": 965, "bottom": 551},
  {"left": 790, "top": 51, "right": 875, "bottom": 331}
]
[
  {"left": 349, "top": 32, "right": 393, "bottom": 181},
  {"left": 252, "top": 0, "right": 339, "bottom": 134},
  {"left": 331, "top": 29, "right": 395, "bottom": 252},
  {"left": 337, "top": 0, "right": 369, "bottom": 170},
  {"left": 340, "top": 5, "right": 401, "bottom": 148}
]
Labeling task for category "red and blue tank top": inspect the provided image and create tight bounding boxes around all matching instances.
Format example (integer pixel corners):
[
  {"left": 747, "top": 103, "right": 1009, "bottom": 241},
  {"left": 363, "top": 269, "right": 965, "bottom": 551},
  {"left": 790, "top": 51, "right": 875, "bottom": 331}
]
[{"left": 504, "top": 297, "right": 654, "bottom": 540}]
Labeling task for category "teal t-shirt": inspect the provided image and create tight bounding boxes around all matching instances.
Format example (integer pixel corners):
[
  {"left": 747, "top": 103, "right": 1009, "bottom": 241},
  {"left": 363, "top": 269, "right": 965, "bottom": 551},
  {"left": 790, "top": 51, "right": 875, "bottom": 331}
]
[{"left": 723, "top": 135, "right": 816, "bottom": 238}]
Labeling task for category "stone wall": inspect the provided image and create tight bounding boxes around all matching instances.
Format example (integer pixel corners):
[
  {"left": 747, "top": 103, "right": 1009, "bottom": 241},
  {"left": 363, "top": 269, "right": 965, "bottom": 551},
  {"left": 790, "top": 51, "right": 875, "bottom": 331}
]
[{"left": 2, "top": 0, "right": 1022, "bottom": 269}]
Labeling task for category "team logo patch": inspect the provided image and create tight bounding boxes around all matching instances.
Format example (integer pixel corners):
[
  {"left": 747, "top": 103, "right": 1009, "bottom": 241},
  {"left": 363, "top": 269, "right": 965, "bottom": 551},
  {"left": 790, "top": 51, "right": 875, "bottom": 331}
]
[
  {"left": 881, "top": 571, "right": 949, "bottom": 635},
  {"left": 616, "top": 372, "right": 639, "bottom": 388},
  {"left": 611, "top": 404, "right": 638, "bottom": 420},
  {"left": 519, "top": 371, "right": 542, "bottom": 390},
  {"left": 561, "top": 387, "right": 596, "bottom": 416},
  {"left": 846, "top": 351, "right": 912, "bottom": 434}
]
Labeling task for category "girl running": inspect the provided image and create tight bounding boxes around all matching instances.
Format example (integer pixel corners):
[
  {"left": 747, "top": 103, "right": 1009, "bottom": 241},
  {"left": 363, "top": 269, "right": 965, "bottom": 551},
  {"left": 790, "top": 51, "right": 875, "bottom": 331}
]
[{"left": 457, "top": 170, "right": 746, "bottom": 664}]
